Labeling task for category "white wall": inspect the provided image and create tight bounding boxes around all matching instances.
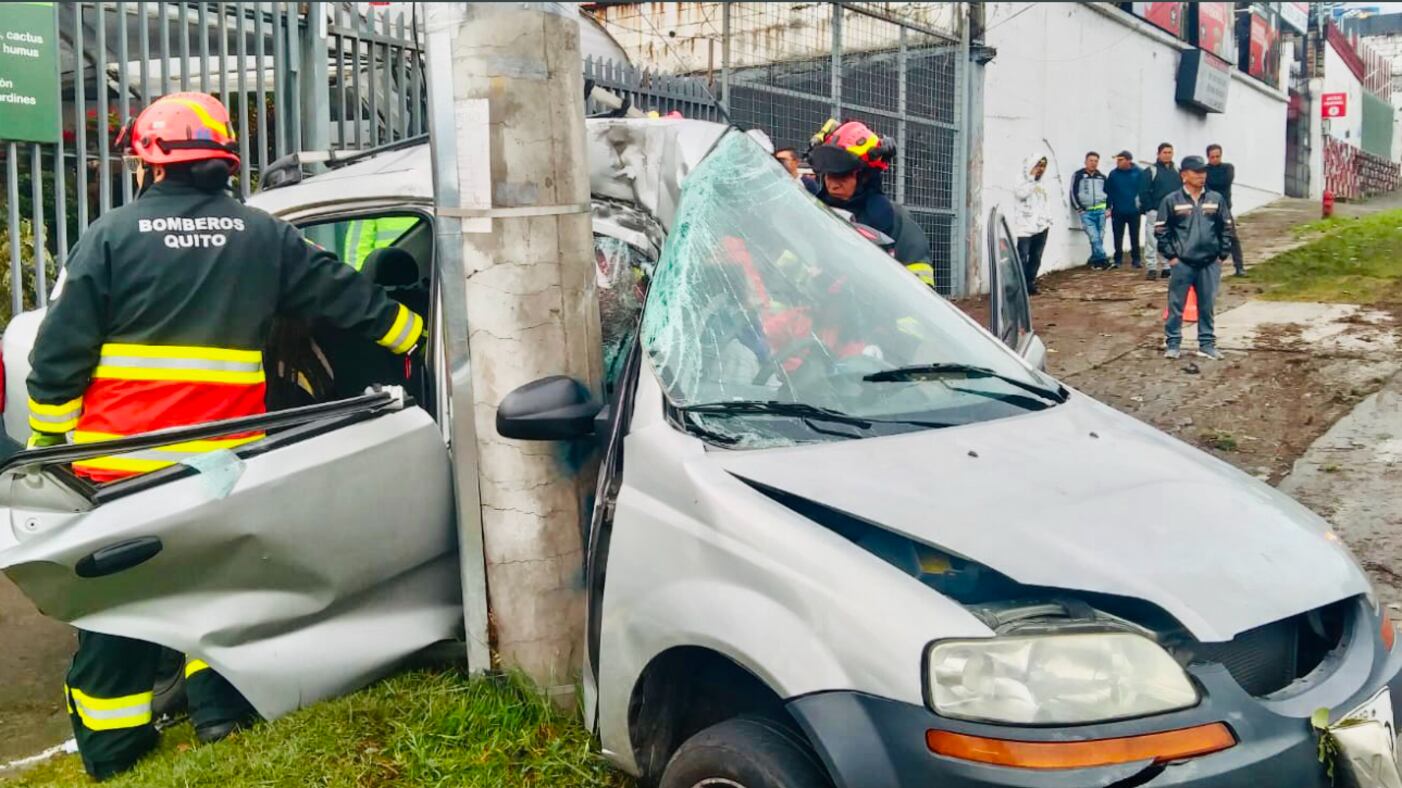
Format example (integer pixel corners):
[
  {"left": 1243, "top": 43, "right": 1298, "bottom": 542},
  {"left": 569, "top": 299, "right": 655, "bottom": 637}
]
[
  {"left": 980, "top": 2, "right": 1288, "bottom": 281},
  {"left": 1323, "top": 42, "right": 1367, "bottom": 145}
]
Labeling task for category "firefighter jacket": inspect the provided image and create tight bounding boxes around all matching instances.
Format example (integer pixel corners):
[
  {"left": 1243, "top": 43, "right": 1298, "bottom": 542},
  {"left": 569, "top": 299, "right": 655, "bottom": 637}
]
[
  {"left": 27, "top": 180, "right": 424, "bottom": 481},
  {"left": 1153, "top": 187, "right": 1234, "bottom": 267}
]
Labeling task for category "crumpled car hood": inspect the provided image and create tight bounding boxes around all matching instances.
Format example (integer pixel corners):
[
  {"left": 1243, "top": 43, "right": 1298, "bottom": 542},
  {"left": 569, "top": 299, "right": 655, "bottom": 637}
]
[{"left": 711, "top": 394, "right": 1370, "bottom": 642}]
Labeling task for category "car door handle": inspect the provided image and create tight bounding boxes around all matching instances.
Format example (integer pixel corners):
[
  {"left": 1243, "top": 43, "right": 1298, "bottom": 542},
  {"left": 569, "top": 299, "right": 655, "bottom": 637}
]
[{"left": 75, "top": 537, "right": 163, "bottom": 578}]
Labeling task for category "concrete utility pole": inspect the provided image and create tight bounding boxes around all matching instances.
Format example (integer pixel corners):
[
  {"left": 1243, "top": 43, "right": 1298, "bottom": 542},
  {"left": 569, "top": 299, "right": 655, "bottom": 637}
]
[{"left": 422, "top": 3, "right": 601, "bottom": 694}]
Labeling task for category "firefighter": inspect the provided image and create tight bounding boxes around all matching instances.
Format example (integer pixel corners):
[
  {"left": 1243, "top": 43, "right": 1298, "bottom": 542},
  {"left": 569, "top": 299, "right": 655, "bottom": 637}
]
[
  {"left": 26, "top": 92, "right": 425, "bottom": 780},
  {"left": 807, "top": 119, "right": 935, "bottom": 287}
]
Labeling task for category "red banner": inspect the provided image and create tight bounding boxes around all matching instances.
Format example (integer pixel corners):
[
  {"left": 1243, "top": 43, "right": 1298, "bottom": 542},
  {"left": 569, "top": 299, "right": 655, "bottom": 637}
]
[
  {"left": 1247, "top": 9, "right": 1281, "bottom": 85},
  {"left": 1133, "top": 2, "right": 1187, "bottom": 38},
  {"left": 1195, "top": 2, "right": 1235, "bottom": 65}
]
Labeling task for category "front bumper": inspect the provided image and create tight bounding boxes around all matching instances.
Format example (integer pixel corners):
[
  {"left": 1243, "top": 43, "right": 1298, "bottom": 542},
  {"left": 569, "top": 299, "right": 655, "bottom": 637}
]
[{"left": 789, "top": 617, "right": 1402, "bottom": 787}]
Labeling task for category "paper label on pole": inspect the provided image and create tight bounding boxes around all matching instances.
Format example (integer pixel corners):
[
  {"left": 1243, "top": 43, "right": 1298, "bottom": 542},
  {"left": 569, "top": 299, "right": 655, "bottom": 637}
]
[{"left": 0, "top": 2, "right": 60, "bottom": 143}]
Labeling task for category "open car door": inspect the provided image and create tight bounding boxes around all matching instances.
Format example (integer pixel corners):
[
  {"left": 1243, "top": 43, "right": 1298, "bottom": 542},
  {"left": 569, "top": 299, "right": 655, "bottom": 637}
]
[
  {"left": 986, "top": 208, "right": 1048, "bottom": 370},
  {"left": 0, "top": 389, "right": 460, "bottom": 720}
]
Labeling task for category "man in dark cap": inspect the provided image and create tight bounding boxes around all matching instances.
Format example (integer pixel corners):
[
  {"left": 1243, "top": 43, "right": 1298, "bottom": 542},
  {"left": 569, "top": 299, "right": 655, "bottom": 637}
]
[
  {"left": 1154, "top": 155, "right": 1234, "bottom": 361},
  {"left": 1105, "top": 150, "right": 1143, "bottom": 269}
]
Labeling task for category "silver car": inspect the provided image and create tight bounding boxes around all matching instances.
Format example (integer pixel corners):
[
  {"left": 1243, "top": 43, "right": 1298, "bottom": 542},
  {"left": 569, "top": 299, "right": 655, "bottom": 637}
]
[{"left": 3, "top": 119, "right": 1396, "bottom": 788}]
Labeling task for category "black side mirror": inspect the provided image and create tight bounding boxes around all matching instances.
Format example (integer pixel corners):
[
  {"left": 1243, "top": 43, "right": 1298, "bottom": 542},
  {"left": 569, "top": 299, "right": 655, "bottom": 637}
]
[{"left": 496, "top": 376, "right": 602, "bottom": 441}]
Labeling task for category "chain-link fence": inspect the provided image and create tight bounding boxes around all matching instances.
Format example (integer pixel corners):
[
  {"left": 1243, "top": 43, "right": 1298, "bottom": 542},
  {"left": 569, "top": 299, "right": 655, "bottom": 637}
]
[
  {"left": 1, "top": 2, "right": 425, "bottom": 318},
  {"left": 586, "top": 2, "right": 969, "bottom": 295}
]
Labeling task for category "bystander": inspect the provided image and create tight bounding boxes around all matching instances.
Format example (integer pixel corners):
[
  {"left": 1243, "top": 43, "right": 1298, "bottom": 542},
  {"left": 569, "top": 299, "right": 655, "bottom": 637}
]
[
  {"left": 1140, "top": 142, "right": 1182, "bottom": 281},
  {"left": 1155, "top": 155, "right": 1234, "bottom": 361},
  {"left": 1105, "top": 150, "right": 1142, "bottom": 269},
  {"left": 1013, "top": 153, "right": 1054, "bottom": 294},
  {"left": 1205, "top": 144, "right": 1245, "bottom": 276},
  {"left": 1070, "top": 152, "right": 1109, "bottom": 269}
]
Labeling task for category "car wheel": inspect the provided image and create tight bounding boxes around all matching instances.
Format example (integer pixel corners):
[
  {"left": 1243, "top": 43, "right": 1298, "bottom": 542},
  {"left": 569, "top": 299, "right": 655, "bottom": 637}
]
[{"left": 659, "top": 715, "right": 833, "bottom": 788}]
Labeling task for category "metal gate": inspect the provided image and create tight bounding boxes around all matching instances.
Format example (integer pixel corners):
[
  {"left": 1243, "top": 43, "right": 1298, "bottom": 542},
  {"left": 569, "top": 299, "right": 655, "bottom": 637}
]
[
  {"left": 583, "top": 2, "right": 969, "bottom": 295},
  {"left": 1, "top": 1, "right": 426, "bottom": 320}
]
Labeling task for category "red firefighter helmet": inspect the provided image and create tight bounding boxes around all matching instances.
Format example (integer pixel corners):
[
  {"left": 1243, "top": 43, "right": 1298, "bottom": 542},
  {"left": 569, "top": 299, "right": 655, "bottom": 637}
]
[
  {"left": 807, "top": 119, "right": 893, "bottom": 175},
  {"left": 117, "top": 92, "right": 239, "bottom": 168}
]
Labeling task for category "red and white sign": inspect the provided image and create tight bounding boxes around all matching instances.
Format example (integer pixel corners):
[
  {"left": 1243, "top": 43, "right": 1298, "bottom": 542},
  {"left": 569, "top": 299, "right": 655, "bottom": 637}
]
[{"left": 1322, "top": 93, "right": 1349, "bottom": 118}]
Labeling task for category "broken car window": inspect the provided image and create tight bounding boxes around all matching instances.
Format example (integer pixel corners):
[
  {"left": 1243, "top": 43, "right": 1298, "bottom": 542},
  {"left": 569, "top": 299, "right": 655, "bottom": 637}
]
[
  {"left": 640, "top": 131, "right": 1059, "bottom": 448},
  {"left": 595, "top": 235, "right": 654, "bottom": 395}
]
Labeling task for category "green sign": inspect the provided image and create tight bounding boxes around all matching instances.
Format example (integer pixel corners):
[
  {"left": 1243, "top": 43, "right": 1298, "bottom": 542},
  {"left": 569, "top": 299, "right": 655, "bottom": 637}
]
[{"left": 0, "top": 2, "right": 59, "bottom": 143}]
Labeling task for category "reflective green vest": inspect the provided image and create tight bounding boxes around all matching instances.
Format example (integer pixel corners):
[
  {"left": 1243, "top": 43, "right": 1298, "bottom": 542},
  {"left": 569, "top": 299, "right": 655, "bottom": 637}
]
[{"left": 341, "top": 216, "right": 418, "bottom": 270}]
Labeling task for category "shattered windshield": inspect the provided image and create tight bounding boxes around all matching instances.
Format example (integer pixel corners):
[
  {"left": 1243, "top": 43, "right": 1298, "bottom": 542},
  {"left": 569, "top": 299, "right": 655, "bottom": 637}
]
[{"left": 640, "top": 131, "right": 1061, "bottom": 449}]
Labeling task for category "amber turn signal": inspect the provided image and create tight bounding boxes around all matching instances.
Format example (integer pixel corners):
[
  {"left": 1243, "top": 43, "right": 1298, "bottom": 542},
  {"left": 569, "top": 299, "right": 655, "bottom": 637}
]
[{"left": 926, "top": 723, "right": 1236, "bottom": 769}]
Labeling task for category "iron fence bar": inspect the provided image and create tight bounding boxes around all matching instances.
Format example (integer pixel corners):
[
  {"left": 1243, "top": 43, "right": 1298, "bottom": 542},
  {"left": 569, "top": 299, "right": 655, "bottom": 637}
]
[
  {"left": 53, "top": 5, "right": 69, "bottom": 269},
  {"left": 367, "top": 8, "right": 378, "bottom": 147},
  {"left": 75, "top": 4, "right": 89, "bottom": 231},
  {"left": 288, "top": 9, "right": 302, "bottom": 153},
  {"left": 896, "top": 26, "right": 907, "bottom": 204},
  {"left": 351, "top": 22, "right": 362, "bottom": 148},
  {"left": 97, "top": 1, "right": 112, "bottom": 215},
  {"left": 159, "top": 1, "right": 170, "bottom": 97},
  {"left": 30, "top": 144, "right": 45, "bottom": 308},
  {"left": 179, "top": 0, "right": 191, "bottom": 91},
  {"left": 219, "top": 2, "right": 229, "bottom": 103},
  {"left": 236, "top": 1, "right": 249, "bottom": 198},
  {"left": 336, "top": 23, "right": 346, "bottom": 148},
  {"left": 8, "top": 143, "right": 23, "bottom": 317},
  {"left": 272, "top": 2, "right": 286, "bottom": 157},
  {"left": 409, "top": 36, "right": 421, "bottom": 136},
  {"left": 326, "top": 23, "right": 409, "bottom": 48},
  {"left": 396, "top": 12, "right": 408, "bottom": 140},
  {"left": 381, "top": 10, "right": 392, "bottom": 142},
  {"left": 830, "top": 3, "right": 841, "bottom": 119},
  {"left": 117, "top": 1, "right": 133, "bottom": 205},
  {"left": 951, "top": 8, "right": 971, "bottom": 297},
  {"left": 254, "top": 2, "right": 267, "bottom": 174},
  {"left": 138, "top": 2, "right": 151, "bottom": 107},
  {"left": 198, "top": 2, "right": 210, "bottom": 93},
  {"left": 721, "top": 3, "right": 730, "bottom": 112}
]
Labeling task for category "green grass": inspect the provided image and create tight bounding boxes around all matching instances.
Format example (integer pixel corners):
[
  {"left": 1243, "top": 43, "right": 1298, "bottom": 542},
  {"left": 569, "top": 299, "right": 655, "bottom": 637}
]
[
  {"left": 8, "top": 671, "right": 631, "bottom": 788},
  {"left": 1249, "top": 209, "right": 1402, "bottom": 303}
]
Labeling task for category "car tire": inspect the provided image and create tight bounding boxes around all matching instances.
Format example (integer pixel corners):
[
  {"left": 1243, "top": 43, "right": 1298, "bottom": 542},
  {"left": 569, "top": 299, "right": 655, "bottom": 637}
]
[{"left": 659, "top": 715, "right": 833, "bottom": 788}]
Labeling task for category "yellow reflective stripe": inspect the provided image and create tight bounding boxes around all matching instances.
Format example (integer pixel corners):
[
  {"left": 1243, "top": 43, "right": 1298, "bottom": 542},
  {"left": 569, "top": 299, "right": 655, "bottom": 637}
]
[
  {"left": 28, "top": 396, "right": 83, "bottom": 416},
  {"left": 906, "top": 262, "right": 936, "bottom": 287},
  {"left": 73, "top": 455, "right": 176, "bottom": 474},
  {"left": 377, "top": 305, "right": 424, "bottom": 354},
  {"left": 847, "top": 134, "right": 880, "bottom": 157},
  {"left": 169, "top": 98, "right": 232, "bottom": 139},
  {"left": 91, "top": 366, "right": 266, "bottom": 384},
  {"left": 68, "top": 687, "right": 153, "bottom": 732},
  {"left": 98, "top": 343, "right": 262, "bottom": 363},
  {"left": 73, "top": 431, "right": 263, "bottom": 452},
  {"left": 29, "top": 396, "right": 83, "bottom": 433},
  {"left": 185, "top": 659, "right": 211, "bottom": 679},
  {"left": 63, "top": 684, "right": 74, "bottom": 715}
]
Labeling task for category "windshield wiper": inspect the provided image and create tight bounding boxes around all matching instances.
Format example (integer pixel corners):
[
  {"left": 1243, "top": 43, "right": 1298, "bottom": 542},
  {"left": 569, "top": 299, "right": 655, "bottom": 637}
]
[
  {"left": 862, "top": 363, "right": 1067, "bottom": 403},
  {"left": 681, "top": 400, "right": 952, "bottom": 430}
]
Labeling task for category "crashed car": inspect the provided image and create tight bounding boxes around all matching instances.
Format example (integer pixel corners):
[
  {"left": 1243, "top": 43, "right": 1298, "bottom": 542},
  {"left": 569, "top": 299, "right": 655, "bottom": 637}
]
[{"left": 2, "top": 118, "right": 1398, "bottom": 788}]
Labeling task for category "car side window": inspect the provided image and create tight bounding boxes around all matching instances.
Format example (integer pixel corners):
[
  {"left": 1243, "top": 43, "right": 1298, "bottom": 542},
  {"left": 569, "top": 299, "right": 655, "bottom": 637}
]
[
  {"left": 595, "top": 235, "right": 655, "bottom": 396},
  {"left": 994, "top": 221, "right": 1032, "bottom": 349}
]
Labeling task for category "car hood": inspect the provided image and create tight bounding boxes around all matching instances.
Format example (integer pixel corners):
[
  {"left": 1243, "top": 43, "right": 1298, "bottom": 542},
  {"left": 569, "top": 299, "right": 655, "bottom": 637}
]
[{"left": 711, "top": 394, "right": 1370, "bottom": 642}]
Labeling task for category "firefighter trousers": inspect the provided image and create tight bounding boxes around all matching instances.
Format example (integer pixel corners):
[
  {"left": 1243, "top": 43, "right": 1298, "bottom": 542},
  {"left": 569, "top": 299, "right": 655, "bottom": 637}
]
[{"left": 66, "top": 630, "right": 255, "bottom": 780}]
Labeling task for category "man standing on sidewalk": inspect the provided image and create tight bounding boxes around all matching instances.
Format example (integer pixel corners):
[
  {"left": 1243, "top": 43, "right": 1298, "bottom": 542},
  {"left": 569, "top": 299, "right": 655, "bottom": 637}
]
[
  {"left": 1106, "top": 150, "right": 1142, "bottom": 269},
  {"left": 1070, "top": 152, "right": 1110, "bottom": 269},
  {"left": 1013, "top": 153, "right": 1054, "bottom": 294},
  {"left": 1156, "top": 155, "right": 1234, "bottom": 361},
  {"left": 1205, "top": 144, "right": 1245, "bottom": 276},
  {"left": 1140, "top": 142, "right": 1182, "bottom": 281}
]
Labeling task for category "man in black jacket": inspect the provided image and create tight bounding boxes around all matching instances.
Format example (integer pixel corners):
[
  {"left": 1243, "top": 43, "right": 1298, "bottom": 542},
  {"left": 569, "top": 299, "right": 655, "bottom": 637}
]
[
  {"left": 1140, "top": 142, "right": 1181, "bottom": 280},
  {"left": 1206, "top": 144, "right": 1245, "bottom": 276},
  {"left": 1155, "top": 155, "right": 1234, "bottom": 361},
  {"left": 1105, "top": 150, "right": 1142, "bottom": 268}
]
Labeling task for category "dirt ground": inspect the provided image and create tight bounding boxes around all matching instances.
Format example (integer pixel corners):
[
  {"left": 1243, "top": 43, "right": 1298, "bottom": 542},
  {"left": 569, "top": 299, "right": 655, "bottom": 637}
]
[
  {"left": 1026, "top": 198, "right": 1402, "bottom": 484},
  {"left": 0, "top": 581, "right": 72, "bottom": 765}
]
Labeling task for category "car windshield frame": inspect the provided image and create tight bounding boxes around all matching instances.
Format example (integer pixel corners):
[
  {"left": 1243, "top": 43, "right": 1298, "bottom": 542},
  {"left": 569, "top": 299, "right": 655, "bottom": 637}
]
[{"left": 639, "top": 130, "right": 1059, "bottom": 449}]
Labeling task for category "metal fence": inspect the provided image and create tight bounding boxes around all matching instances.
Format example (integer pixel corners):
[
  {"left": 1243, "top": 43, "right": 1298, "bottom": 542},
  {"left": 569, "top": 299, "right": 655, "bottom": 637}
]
[
  {"left": 1, "top": 2, "right": 426, "bottom": 318},
  {"left": 585, "top": 2, "right": 968, "bottom": 295}
]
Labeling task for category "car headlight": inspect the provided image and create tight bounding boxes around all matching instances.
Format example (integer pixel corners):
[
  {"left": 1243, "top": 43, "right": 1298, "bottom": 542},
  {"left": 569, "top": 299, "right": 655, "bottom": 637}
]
[{"left": 926, "top": 632, "right": 1199, "bottom": 725}]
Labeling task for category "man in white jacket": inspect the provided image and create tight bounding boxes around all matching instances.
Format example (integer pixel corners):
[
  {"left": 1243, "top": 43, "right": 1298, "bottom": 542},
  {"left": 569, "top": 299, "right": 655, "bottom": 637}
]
[{"left": 1013, "top": 154, "right": 1054, "bottom": 294}]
